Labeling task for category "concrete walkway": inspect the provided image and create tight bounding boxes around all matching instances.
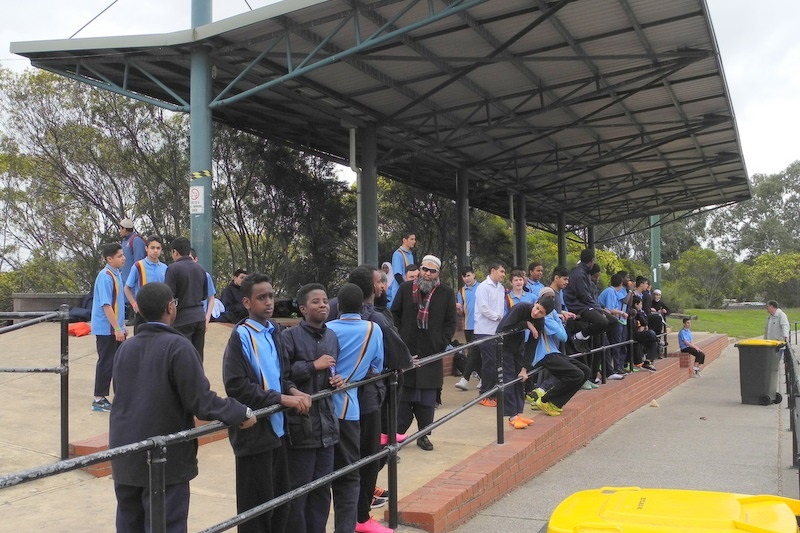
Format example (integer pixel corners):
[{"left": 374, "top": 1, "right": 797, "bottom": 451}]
[
  {"left": 0, "top": 322, "right": 796, "bottom": 531},
  {"left": 452, "top": 341, "right": 799, "bottom": 533}
]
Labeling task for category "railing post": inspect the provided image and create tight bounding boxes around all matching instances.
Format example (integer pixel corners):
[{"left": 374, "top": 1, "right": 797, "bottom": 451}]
[
  {"left": 59, "top": 304, "right": 70, "bottom": 460},
  {"left": 148, "top": 437, "right": 168, "bottom": 533},
  {"left": 387, "top": 371, "right": 400, "bottom": 529},
  {"left": 495, "top": 335, "right": 504, "bottom": 445}
]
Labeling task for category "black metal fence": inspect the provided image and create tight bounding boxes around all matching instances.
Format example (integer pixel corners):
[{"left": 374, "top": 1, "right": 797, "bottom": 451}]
[
  {"left": 0, "top": 304, "right": 70, "bottom": 459},
  {"left": 782, "top": 343, "right": 800, "bottom": 495},
  {"left": 0, "top": 328, "right": 645, "bottom": 532}
]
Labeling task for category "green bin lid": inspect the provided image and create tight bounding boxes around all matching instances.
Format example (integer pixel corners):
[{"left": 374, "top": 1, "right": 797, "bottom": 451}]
[{"left": 735, "top": 339, "right": 785, "bottom": 347}]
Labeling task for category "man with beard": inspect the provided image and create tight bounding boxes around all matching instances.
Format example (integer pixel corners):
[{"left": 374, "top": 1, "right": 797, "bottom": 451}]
[{"left": 391, "top": 255, "right": 456, "bottom": 451}]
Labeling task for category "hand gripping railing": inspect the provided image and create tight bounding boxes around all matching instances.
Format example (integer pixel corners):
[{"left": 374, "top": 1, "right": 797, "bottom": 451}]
[{"left": 0, "top": 325, "right": 647, "bottom": 531}]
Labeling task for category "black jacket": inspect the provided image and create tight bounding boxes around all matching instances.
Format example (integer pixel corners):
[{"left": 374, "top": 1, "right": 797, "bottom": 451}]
[
  {"left": 280, "top": 321, "right": 340, "bottom": 449},
  {"left": 359, "top": 303, "right": 413, "bottom": 413},
  {"left": 391, "top": 281, "right": 456, "bottom": 389},
  {"left": 110, "top": 323, "right": 248, "bottom": 487},
  {"left": 563, "top": 263, "right": 600, "bottom": 314},
  {"left": 220, "top": 281, "right": 247, "bottom": 323},
  {"left": 223, "top": 319, "right": 297, "bottom": 457}
]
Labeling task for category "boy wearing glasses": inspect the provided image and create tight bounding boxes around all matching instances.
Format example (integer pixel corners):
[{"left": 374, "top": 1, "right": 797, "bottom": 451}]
[{"left": 110, "top": 282, "right": 256, "bottom": 532}]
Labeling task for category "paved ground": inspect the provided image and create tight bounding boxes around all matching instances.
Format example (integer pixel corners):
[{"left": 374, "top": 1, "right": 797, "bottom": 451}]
[
  {"left": 453, "top": 341, "right": 799, "bottom": 533},
  {"left": 0, "top": 322, "right": 797, "bottom": 531}
]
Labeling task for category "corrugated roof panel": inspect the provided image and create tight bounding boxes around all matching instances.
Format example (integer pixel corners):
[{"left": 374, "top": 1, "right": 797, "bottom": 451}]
[{"left": 10, "top": 0, "right": 749, "bottom": 227}]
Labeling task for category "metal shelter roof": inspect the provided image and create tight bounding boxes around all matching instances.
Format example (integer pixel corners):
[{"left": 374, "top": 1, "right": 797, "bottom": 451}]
[{"left": 11, "top": 0, "right": 750, "bottom": 232}]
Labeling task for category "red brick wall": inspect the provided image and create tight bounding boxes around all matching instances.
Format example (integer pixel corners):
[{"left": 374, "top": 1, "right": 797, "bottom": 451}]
[{"left": 391, "top": 334, "right": 728, "bottom": 532}]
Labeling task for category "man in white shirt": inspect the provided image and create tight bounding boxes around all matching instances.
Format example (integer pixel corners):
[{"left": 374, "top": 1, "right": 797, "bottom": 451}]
[
  {"left": 765, "top": 300, "right": 790, "bottom": 342},
  {"left": 473, "top": 261, "right": 506, "bottom": 406}
]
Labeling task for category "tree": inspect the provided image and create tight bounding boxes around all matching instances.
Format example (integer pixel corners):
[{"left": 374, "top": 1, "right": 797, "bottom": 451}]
[
  {"left": 707, "top": 161, "right": 800, "bottom": 259},
  {"left": 665, "top": 246, "right": 737, "bottom": 308},
  {"left": 749, "top": 253, "right": 800, "bottom": 307},
  {"left": 212, "top": 128, "right": 356, "bottom": 294},
  {"left": 594, "top": 212, "right": 707, "bottom": 263}
]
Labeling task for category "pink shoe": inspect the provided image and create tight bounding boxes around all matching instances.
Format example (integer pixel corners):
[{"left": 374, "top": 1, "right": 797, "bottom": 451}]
[
  {"left": 355, "top": 517, "right": 394, "bottom": 533},
  {"left": 380, "top": 433, "right": 408, "bottom": 446}
]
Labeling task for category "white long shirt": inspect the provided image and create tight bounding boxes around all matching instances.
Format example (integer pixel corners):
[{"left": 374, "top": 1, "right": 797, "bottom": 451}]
[{"left": 474, "top": 277, "right": 505, "bottom": 335}]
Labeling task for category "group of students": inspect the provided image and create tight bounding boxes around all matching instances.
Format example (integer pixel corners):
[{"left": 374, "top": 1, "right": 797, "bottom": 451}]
[
  {"left": 451, "top": 261, "right": 594, "bottom": 427},
  {"left": 90, "top": 219, "right": 274, "bottom": 414},
  {"left": 105, "top": 251, "right": 413, "bottom": 533},
  {"left": 95, "top": 230, "right": 705, "bottom": 532},
  {"left": 450, "top": 249, "right": 698, "bottom": 430}
]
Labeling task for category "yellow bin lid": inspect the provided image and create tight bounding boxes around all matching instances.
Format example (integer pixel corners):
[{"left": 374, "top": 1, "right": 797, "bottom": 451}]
[
  {"left": 548, "top": 487, "right": 800, "bottom": 533},
  {"left": 735, "top": 339, "right": 786, "bottom": 347}
]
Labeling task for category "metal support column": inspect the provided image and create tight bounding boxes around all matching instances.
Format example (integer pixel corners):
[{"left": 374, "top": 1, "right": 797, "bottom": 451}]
[
  {"left": 59, "top": 304, "right": 69, "bottom": 460},
  {"left": 587, "top": 226, "right": 596, "bottom": 249},
  {"left": 456, "top": 170, "right": 470, "bottom": 267},
  {"left": 514, "top": 194, "right": 527, "bottom": 267},
  {"left": 189, "top": 0, "right": 214, "bottom": 273},
  {"left": 557, "top": 211, "right": 567, "bottom": 267},
  {"left": 650, "top": 215, "right": 662, "bottom": 289},
  {"left": 359, "top": 124, "right": 378, "bottom": 266}
]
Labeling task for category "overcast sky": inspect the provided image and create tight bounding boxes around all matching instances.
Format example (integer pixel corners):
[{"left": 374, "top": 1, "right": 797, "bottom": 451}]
[{"left": 2, "top": 0, "right": 798, "bottom": 178}]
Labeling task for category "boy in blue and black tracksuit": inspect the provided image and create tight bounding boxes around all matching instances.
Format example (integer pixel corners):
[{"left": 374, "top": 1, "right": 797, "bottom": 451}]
[
  {"left": 90, "top": 242, "right": 127, "bottom": 412},
  {"left": 528, "top": 294, "right": 591, "bottom": 416},
  {"left": 326, "top": 283, "right": 384, "bottom": 533},
  {"left": 223, "top": 273, "right": 311, "bottom": 533}
]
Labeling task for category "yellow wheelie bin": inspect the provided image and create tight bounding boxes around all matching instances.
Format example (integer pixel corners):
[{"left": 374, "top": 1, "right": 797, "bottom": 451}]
[{"left": 548, "top": 487, "right": 800, "bottom": 533}]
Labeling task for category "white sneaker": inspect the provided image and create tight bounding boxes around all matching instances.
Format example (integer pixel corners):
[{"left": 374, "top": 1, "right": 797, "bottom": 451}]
[
  {"left": 476, "top": 379, "right": 482, "bottom": 390},
  {"left": 454, "top": 377, "right": 469, "bottom": 391},
  {"left": 608, "top": 373, "right": 625, "bottom": 380}
]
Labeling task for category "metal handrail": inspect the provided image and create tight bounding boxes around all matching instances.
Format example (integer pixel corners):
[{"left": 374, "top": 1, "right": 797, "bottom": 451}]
[
  {"left": 0, "top": 305, "right": 70, "bottom": 459},
  {"left": 782, "top": 342, "right": 800, "bottom": 496},
  {"left": 0, "top": 324, "right": 655, "bottom": 532}
]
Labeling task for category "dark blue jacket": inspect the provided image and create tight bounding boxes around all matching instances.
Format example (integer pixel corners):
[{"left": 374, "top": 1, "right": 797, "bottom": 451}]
[
  {"left": 563, "top": 263, "right": 601, "bottom": 315},
  {"left": 110, "top": 323, "right": 248, "bottom": 487}
]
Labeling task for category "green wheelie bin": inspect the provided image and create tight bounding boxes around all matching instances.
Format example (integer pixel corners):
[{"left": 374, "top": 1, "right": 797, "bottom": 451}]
[{"left": 734, "top": 339, "right": 785, "bottom": 405}]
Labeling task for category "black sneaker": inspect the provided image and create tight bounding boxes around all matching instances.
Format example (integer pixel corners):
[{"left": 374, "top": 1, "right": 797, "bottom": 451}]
[
  {"left": 91, "top": 397, "right": 112, "bottom": 412},
  {"left": 642, "top": 362, "right": 657, "bottom": 372},
  {"left": 572, "top": 336, "right": 591, "bottom": 354},
  {"left": 371, "top": 496, "right": 387, "bottom": 509}
]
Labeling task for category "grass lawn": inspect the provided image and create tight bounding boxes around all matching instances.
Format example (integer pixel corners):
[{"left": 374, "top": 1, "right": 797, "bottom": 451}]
[{"left": 666, "top": 308, "right": 800, "bottom": 340}]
